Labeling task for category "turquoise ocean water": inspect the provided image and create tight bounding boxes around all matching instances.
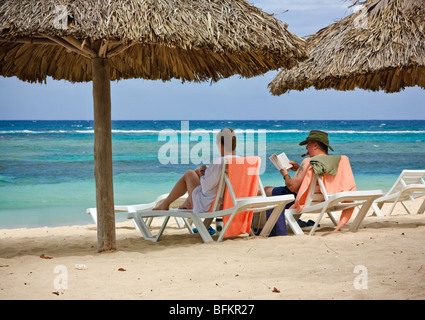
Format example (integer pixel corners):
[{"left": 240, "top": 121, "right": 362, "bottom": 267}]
[{"left": 0, "top": 120, "right": 424, "bottom": 228}]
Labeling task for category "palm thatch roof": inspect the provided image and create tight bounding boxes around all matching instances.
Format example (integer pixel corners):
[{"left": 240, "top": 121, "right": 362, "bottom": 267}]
[
  {"left": 0, "top": 0, "right": 307, "bottom": 83},
  {"left": 269, "top": 0, "right": 425, "bottom": 95}
]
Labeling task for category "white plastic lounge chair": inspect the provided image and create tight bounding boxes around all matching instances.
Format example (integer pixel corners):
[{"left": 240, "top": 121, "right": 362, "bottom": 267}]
[
  {"left": 371, "top": 170, "right": 425, "bottom": 216},
  {"left": 283, "top": 156, "right": 383, "bottom": 236},
  {"left": 86, "top": 193, "right": 190, "bottom": 230},
  {"left": 127, "top": 156, "right": 295, "bottom": 243}
]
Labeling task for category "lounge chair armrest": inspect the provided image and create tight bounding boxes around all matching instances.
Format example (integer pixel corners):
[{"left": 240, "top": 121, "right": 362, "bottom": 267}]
[
  {"left": 328, "top": 190, "right": 383, "bottom": 203},
  {"left": 235, "top": 194, "right": 294, "bottom": 209}
]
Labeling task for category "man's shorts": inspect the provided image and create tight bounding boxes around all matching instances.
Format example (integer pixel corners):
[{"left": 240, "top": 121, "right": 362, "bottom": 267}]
[{"left": 272, "top": 186, "right": 296, "bottom": 197}]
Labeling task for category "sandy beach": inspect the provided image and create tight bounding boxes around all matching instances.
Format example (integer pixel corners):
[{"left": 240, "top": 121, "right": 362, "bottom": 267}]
[{"left": 1, "top": 200, "right": 424, "bottom": 301}]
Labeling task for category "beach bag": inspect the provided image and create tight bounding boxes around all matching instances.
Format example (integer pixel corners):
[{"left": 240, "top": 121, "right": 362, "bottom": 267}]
[
  {"left": 251, "top": 211, "right": 267, "bottom": 235},
  {"left": 265, "top": 206, "right": 288, "bottom": 236},
  {"left": 251, "top": 201, "right": 292, "bottom": 236}
]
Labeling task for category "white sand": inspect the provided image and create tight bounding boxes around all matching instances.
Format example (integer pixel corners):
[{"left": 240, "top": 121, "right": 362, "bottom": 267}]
[{"left": 1, "top": 201, "right": 424, "bottom": 300}]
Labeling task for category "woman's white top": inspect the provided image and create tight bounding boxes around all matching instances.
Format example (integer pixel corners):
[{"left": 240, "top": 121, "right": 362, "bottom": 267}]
[{"left": 192, "top": 155, "right": 237, "bottom": 213}]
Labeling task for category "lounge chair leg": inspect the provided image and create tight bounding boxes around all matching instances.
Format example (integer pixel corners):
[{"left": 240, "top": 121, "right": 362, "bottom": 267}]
[
  {"left": 190, "top": 214, "right": 213, "bottom": 243},
  {"left": 174, "top": 217, "right": 184, "bottom": 228},
  {"left": 183, "top": 218, "right": 194, "bottom": 233},
  {"left": 127, "top": 209, "right": 171, "bottom": 242},
  {"left": 218, "top": 209, "right": 239, "bottom": 242},
  {"left": 130, "top": 214, "right": 154, "bottom": 241},
  {"left": 153, "top": 216, "right": 171, "bottom": 242},
  {"left": 371, "top": 202, "right": 384, "bottom": 216},
  {"left": 131, "top": 219, "right": 140, "bottom": 231},
  {"left": 259, "top": 203, "right": 285, "bottom": 237},
  {"left": 87, "top": 208, "right": 98, "bottom": 225},
  {"left": 309, "top": 208, "right": 327, "bottom": 236},
  {"left": 388, "top": 193, "right": 403, "bottom": 216},
  {"left": 417, "top": 199, "right": 425, "bottom": 215},
  {"left": 327, "top": 212, "right": 338, "bottom": 226},
  {"left": 284, "top": 209, "right": 304, "bottom": 235},
  {"left": 350, "top": 199, "right": 373, "bottom": 231},
  {"left": 401, "top": 201, "right": 412, "bottom": 214}
]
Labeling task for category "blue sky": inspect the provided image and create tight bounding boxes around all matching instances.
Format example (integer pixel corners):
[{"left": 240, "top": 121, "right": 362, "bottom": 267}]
[{"left": 0, "top": 0, "right": 424, "bottom": 120}]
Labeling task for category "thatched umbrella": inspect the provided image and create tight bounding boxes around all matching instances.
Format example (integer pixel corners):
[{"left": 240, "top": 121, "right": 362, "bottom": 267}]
[
  {"left": 269, "top": 0, "right": 425, "bottom": 95},
  {"left": 0, "top": 0, "right": 307, "bottom": 251}
]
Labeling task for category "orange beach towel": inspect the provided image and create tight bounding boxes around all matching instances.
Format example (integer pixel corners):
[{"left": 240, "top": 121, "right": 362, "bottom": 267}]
[
  {"left": 222, "top": 156, "right": 260, "bottom": 238},
  {"left": 291, "top": 155, "right": 356, "bottom": 231}
]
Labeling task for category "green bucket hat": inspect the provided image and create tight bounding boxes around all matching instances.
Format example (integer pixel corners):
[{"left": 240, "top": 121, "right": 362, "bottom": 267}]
[{"left": 299, "top": 130, "right": 334, "bottom": 151}]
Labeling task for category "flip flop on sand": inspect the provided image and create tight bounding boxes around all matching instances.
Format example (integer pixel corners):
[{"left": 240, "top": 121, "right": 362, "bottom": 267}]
[
  {"left": 298, "top": 219, "right": 319, "bottom": 228},
  {"left": 192, "top": 226, "right": 216, "bottom": 235}
]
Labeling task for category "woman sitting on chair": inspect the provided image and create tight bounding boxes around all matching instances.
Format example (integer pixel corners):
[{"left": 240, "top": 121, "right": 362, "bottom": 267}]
[{"left": 153, "top": 127, "right": 237, "bottom": 212}]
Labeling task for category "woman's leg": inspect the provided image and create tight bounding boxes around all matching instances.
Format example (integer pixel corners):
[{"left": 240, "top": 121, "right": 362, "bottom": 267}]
[{"left": 154, "top": 170, "right": 200, "bottom": 210}]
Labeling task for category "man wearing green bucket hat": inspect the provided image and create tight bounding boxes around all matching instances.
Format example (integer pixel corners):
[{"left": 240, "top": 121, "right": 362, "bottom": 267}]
[
  {"left": 299, "top": 130, "right": 334, "bottom": 152},
  {"left": 262, "top": 130, "right": 334, "bottom": 236}
]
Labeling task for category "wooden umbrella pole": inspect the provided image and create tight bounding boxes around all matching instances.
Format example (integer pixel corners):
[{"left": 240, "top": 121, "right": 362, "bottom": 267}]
[{"left": 91, "top": 57, "right": 116, "bottom": 252}]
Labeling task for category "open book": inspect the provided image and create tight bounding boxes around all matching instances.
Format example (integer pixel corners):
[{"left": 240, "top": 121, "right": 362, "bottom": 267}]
[{"left": 269, "top": 152, "right": 293, "bottom": 171}]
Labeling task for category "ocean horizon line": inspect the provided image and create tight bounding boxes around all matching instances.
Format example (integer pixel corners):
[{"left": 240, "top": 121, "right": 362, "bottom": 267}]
[
  {"left": 2, "top": 129, "right": 425, "bottom": 135},
  {"left": 2, "top": 119, "right": 425, "bottom": 135}
]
